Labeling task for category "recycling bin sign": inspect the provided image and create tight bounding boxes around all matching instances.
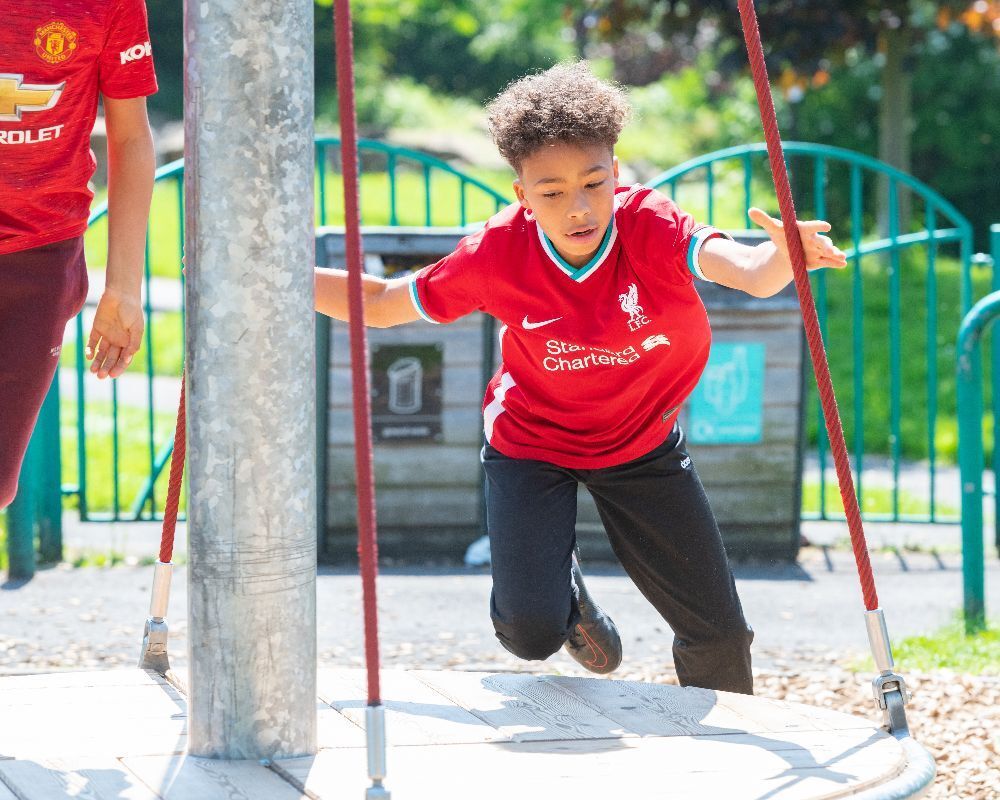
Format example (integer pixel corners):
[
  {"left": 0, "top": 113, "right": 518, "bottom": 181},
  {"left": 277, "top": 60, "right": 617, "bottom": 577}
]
[
  {"left": 371, "top": 343, "right": 443, "bottom": 442},
  {"left": 688, "top": 342, "right": 766, "bottom": 444}
]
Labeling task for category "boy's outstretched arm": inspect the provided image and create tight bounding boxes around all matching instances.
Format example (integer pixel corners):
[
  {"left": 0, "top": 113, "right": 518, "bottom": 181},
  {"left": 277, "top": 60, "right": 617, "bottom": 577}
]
[
  {"left": 315, "top": 268, "right": 421, "bottom": 328},
  {"left": 699, "top": 207, "right": 847, "bottom": 298}
]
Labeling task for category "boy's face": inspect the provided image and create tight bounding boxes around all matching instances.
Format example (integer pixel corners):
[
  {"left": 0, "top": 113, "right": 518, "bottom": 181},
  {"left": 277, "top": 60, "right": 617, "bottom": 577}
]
[{"left": 513, "top": 142, "right": 619, "bottom": 268}]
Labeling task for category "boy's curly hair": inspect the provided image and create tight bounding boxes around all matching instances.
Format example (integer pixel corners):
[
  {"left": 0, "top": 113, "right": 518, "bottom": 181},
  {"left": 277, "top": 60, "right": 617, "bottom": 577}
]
[{"left": 486, "top": 62, "right": 631, "bottom": 172}]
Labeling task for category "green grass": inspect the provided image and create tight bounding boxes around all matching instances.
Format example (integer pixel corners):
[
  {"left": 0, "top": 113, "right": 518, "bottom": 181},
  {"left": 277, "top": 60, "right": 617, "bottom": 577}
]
[
  {"left": 70, "top": 551, "right": 129, "bottom": 568},
  {"left": 801, "top": 478, "right": 960, "bottom": 520},
  {"left": 85, "top": 181, "right": 184, "bottom": 281},
  {"left": 851, "top": 618, "right": 1000, "bottom": 675},
  {"left": 61, "top": 398, "right": 184, "bottom": 517},
  {"left": 805, "top": 249, "right": 994, "bottom": 465},
  {"left": 317, "top": 167, "right": 513, "bottom": 229}
]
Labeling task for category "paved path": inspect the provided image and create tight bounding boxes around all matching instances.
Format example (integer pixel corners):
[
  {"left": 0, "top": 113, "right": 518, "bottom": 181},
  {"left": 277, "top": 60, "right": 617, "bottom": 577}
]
[{"left": 2, "top": 545, "right": 996, "bottom": 678}]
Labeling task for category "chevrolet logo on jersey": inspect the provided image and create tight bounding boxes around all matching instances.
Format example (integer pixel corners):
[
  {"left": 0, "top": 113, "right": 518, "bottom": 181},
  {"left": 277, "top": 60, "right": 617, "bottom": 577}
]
[{"left": 0, "top": 74, "right": 64, "bottom": 121}]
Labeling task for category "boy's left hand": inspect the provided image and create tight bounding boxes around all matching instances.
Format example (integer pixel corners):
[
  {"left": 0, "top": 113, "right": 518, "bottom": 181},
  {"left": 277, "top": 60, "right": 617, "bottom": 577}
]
[
  {"left": 749, "top": 207, "right": 847, "bottom": 271},
  {"left": 86, "top": 288, "right": 144, "bottom": 379}
]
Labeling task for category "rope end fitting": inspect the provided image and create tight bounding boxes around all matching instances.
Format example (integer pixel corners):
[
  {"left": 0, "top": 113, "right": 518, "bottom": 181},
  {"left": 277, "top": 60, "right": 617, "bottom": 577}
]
[
  {"left": 139, "top": 561, "right": 173, "bottom": 675},
  {"left": 364, "top": 703, "right": 391, "bottom": 799},
  {"left": 865, "top": 608, "right": 911, "bottom": 736}
]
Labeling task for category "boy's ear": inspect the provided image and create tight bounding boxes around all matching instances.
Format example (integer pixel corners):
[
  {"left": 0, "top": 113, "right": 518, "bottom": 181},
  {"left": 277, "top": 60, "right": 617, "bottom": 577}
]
[
  {"left": 513, "top": 179, "right": 530, "bottom": 210},
  {"left": 613, "top": 156, "right": 620, "bottom": 186}
]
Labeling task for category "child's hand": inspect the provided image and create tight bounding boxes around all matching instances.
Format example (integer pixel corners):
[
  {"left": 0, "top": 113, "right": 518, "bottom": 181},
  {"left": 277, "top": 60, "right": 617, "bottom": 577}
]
[
  {"left": 86, "top": 287, "right": 144, "bottom": 379},
  {"left": 748, "top": 207, "right": 847, "bottom": 272}
]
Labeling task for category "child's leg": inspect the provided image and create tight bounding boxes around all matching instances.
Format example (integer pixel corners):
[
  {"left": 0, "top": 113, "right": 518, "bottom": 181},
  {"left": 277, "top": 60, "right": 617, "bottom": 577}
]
[
  {"left": 0, "top": 238, "right": 88, "bottom": 507},
  {"left": 584, "top": 426, "right": 754, "bottom": 694},
  {"left": 481, "top": 443, "right": 579, "bottom": 661}
]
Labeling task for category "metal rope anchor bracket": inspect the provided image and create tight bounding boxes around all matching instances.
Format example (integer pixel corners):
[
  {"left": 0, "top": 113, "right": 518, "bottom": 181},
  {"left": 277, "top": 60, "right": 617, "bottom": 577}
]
[
  {"left": 140, "top": 373, "right": 185, "bottom": 679},
  {"left": 865, "top": 608, "right": 911, "bottom": 736},
  {"left": 139, "top": 560, "right": 173, "bottom": 675},
  {"left": 364, "top": 704, "right": 391, "bottom": 799}
]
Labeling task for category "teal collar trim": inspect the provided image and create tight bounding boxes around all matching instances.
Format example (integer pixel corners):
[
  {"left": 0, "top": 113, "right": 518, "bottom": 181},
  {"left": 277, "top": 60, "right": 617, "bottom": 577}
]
[{"left": 537, "top": 219, "right": 617, "bottom": 282}]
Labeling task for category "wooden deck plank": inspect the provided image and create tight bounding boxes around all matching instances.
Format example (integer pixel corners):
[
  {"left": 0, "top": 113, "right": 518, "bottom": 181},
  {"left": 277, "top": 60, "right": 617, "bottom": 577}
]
[
  {"left": 0, "top": 669, "right": 166, "bottom": 691},
  {"left": 542, "top": 675, "right": 765, "bottom": 737},
  {"left": 0, "top": 679, "right": 187, "bottom": 759},
  {"left": 412, "top": 670, "right": 636, "bottom": 742},
  {"left": 317, "top": 669, "right": 501, "bottom": 745},
  {"left": 0, "top": 668, "right": 916, "bottom": 800},
  {"left": 0, "top": 685, "right": 184, "bottom": 717},
  {"left": 316, "top": 705, "right": 366, "bottom": 749},
  {"left": 276, "top": 731, "right": 904, "bottom": 800},
  {"left": 0, "top": 757, "right": 161, "bottom": 800},
  {"left": 716, "top": 691, "right": 875, "bottom": 733},
  {"left": 121, "top": 755, "right": 305, "bottom": 800},
  {"left": 0, "top": 722, "right": 187, "bottom": 760}
]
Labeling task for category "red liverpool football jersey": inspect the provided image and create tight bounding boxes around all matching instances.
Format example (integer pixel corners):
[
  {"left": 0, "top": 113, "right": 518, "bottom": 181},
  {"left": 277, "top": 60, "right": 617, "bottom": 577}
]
[
  {"left": 409, "top": 184, "right": 729, "bottom": 469},
  {"left": 0, "top": 0, "right": 158, "bottom": 255}
]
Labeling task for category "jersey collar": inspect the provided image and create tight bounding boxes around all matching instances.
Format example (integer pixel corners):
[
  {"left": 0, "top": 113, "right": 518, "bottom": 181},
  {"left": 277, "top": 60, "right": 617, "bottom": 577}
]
[{"left": 536, "top": 216, "right": 618, "bottom": 283}]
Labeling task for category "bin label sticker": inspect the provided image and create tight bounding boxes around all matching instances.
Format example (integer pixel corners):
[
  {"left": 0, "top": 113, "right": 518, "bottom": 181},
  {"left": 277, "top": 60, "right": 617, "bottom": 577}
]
[
  {"left": 688, "top": 342, "right": 765, "bottom": 444},
  {"left": 371, "top": 343, "right": 443, "bottom": 442}
]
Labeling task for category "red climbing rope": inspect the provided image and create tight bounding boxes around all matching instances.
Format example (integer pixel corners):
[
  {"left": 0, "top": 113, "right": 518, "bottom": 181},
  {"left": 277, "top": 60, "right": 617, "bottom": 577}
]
[
  {"left": 737, "top": 0, "right": 878, "bottom": 611},
  {"left": 333, "top": 0, "right": 383, "bottom": 706},
  {"left": 159, "top": 373, "right": 186, "bottom": 564}
]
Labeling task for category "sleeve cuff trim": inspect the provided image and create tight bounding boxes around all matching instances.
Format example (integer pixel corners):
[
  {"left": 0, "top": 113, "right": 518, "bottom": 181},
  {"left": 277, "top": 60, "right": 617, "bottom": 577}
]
[
  {"left": 687, "top": 227, "right": 732, "bottom": 282},
  {"left": 408, "top": 276, "right": 440, "bottom": 324}
]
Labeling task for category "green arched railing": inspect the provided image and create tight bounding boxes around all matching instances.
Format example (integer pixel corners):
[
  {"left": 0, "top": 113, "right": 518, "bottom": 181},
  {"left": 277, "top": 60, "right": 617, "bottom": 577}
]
[
  {"left": 315, "top": 136, "right": 509, "bottom": 228},
  {"left": 53, "top": 138, "right": 986, "bottom": 528},
  {"left": 651, "top": 142, "right": 978, "bottom": 524},
  {"left": 65, "top": 139, "right": 510, "bottom": 522}
]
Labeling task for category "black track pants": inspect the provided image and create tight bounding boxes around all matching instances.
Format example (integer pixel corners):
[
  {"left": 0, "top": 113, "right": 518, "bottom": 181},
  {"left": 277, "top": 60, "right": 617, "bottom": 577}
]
[{"left": 482, "top": 425, "right": 754, "bottom": 694}]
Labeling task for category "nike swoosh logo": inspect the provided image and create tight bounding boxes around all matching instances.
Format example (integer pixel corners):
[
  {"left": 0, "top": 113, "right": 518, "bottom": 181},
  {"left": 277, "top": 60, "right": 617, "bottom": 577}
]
[{"left": 522, "top": 315, "right": 563, "bottom": 330}]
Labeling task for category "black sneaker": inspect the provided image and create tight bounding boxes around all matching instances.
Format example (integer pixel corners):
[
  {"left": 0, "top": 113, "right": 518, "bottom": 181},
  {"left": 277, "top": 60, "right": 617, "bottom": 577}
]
[{"left": 563, "top": 552, "right": 622, "bottom": 674}]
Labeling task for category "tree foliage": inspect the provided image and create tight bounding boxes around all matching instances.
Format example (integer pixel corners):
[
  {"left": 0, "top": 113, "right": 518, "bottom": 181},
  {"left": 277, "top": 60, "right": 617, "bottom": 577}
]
[
  {"left": 581, "top": 1, "right": 975, "bottom": 87},
  {"left": 315, "top": 0, "right": 571, "bottom": 102},
  {"left": 142, "top": 0, "right": 997, "bottom": 245}
]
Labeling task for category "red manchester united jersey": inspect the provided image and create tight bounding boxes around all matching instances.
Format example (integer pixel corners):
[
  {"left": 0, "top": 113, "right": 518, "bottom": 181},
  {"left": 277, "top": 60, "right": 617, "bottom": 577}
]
[
  {"left": 409, "top": 184, "right": 729, "bottom": 469},
  {"left": 0, "top": 0, "right": 158, "bottom": 255}
]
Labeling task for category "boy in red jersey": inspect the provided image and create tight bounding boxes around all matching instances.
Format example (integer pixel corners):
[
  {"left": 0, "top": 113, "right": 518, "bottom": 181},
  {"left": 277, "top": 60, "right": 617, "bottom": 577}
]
[
  {"left": 0, "top": 0, "right": 157, "bottom": 509},
  {"left": 316, "top": 63, "right": 846, "bottom": 693}
]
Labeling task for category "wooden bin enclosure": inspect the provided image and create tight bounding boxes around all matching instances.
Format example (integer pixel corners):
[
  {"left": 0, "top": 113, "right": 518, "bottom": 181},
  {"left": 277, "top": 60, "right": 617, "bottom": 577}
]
[{"left": 318, "top": 228, "right": 804, "bottom": 563}]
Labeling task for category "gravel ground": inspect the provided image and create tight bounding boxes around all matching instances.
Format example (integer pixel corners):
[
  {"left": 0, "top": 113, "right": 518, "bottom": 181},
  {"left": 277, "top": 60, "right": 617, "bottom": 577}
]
[
  {"left": 715, "top": 668, "right": 996, "bottom": 800},
  {"left": 2, "top": 548, "right": 997, "bottom": 797}
]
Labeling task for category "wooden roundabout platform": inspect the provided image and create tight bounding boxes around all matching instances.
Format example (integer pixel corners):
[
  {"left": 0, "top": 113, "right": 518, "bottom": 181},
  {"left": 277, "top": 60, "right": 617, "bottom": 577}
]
[{"left": 0, "top": 666, "right": 934, "bottom": 799}]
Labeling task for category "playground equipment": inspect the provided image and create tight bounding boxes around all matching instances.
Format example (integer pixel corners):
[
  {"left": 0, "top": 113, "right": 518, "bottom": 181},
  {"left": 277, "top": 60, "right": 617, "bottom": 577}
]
[
  {"left": 195, "top": 0, "right": 928, "bottom": 789},
  {"left": 0, "top": 1, "right": 940, "bottom": 798}
]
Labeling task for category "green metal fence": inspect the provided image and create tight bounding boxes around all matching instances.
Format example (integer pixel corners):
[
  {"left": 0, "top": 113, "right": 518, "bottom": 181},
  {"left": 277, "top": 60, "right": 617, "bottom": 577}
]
[
  {"left": 63, "top": 138, "right": 509, "bottom": 526},
  {"left": 956, "top": 224, "right": 1000, "bottom": 633},
  {"left": 11, "top": 138, "right": 992, "bottom": 572},
  {"left": 650, "top": 142, "right": 980, "bottom": 524}
]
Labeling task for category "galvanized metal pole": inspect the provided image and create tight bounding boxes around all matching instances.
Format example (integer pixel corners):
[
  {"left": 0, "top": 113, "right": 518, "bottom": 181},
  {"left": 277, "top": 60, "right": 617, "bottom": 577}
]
[{"left": 184, "top": 0, "right": 317, "bottom": 759}]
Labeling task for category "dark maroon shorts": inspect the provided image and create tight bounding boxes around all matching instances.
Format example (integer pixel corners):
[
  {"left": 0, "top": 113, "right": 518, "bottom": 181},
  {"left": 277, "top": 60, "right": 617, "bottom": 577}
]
[{"left": 0, "top": 237, "right": 88, "bottom": 508}]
